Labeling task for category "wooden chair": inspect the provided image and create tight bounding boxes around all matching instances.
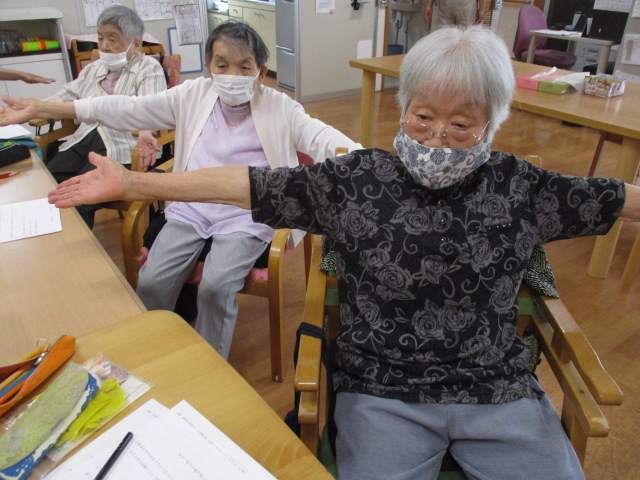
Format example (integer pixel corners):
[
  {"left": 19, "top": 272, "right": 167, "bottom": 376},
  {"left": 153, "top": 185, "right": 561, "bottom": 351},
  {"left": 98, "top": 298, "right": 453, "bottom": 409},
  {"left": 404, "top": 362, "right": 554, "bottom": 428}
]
[
  {"left": 120, "top": 157, "right": 312, "bottom": 383},
  {"left": 70, "top": 39, "right": 96, "bottom": 78},
  {"left": 294, "top": 151, "right": 624, "bottom": 473},
  {"left": 295, "top": 235, "right": 624, "bottom": 475}
]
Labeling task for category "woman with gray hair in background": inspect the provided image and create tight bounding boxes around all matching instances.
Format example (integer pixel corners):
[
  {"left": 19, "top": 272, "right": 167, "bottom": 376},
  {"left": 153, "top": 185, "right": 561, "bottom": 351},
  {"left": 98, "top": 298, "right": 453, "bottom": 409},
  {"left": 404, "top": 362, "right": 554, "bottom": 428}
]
[
  {"left": 42, "top": 5, "right": 166, "bottom": 228},
  {"left": 25, "top": 25, "right": 640, "bottom": 479}
]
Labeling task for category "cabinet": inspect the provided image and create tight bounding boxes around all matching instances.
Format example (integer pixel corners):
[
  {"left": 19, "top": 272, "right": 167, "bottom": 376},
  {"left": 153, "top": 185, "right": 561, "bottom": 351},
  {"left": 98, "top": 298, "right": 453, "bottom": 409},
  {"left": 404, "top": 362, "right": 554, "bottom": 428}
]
[
  {"left": 208, "top": 11, "right": 230, "bottom": 34},
  {"left": 228, "top": 1, "right": 277, "bottom": 72},
  {"left": 0, "top": 7, "right": 71, "bottom": 134}
]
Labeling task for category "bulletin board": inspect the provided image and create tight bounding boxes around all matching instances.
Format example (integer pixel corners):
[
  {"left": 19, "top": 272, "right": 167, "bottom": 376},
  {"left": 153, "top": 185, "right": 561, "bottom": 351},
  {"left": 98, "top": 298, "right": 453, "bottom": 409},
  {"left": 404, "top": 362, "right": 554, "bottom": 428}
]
[{"left": 168, "top": 27, "right": 203, "bottom": 73}]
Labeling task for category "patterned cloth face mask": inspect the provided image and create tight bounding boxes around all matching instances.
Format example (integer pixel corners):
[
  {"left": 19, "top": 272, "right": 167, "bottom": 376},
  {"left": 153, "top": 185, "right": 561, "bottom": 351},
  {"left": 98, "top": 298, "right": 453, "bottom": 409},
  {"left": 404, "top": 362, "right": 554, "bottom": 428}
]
[
  {"left": 393, "top": 128, "right": 491, "bottom": 190},
  {"left": 213, "top": 72, "right": 259, "bottom": 107}
]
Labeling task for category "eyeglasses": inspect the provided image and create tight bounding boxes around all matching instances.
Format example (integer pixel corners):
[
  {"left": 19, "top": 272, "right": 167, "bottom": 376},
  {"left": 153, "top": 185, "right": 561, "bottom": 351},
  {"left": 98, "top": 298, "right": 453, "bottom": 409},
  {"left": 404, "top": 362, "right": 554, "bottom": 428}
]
[{"left": 400, "top": 119, "right": 490, "bottom": 149}]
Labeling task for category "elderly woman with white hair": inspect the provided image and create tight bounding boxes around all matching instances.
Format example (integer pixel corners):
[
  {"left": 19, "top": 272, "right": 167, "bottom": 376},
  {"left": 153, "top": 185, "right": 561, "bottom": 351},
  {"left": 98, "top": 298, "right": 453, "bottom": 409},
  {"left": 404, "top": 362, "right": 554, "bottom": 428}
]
[
  {"left": 42, "top": 5, "right": 166, "bottom": 228},
  {"left": 38, "top": 26, "right": 640, "bottom": 479}
]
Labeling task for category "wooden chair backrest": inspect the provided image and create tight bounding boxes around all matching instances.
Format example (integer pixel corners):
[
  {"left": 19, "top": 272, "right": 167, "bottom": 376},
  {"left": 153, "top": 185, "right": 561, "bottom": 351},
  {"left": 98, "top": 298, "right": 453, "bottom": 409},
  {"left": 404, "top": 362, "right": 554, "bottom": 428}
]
[{"left": 70, "top": 39, "right": 170, "bottom": 78}]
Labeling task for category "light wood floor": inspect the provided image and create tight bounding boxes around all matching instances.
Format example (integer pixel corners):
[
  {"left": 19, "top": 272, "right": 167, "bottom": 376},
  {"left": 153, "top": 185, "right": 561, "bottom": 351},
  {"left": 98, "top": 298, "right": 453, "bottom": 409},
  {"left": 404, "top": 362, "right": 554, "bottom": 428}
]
[{"left": 92, "top": 80, "right": 639, "bottom": 479}]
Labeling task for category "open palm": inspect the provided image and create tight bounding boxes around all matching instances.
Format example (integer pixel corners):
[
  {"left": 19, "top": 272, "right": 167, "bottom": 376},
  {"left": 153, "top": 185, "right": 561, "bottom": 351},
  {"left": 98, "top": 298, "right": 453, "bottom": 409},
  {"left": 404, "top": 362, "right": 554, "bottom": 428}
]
[{"left": 48, "top": 152, "right": 129, "bottom": 208}]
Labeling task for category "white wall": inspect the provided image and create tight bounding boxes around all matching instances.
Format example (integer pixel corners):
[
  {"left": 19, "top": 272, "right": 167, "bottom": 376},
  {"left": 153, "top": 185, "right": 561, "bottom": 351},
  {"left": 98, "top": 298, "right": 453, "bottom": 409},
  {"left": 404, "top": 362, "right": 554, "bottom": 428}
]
[{"left": 298, "top": 1, "right": 378, "bottom": 102}]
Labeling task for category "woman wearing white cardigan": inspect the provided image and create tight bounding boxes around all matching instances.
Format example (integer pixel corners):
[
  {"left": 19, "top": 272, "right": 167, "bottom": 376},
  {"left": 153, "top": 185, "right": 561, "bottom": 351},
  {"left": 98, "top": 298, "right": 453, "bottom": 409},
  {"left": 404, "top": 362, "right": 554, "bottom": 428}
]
[{"left": 2, "top": 21, "right": 360, "bottom": 358}]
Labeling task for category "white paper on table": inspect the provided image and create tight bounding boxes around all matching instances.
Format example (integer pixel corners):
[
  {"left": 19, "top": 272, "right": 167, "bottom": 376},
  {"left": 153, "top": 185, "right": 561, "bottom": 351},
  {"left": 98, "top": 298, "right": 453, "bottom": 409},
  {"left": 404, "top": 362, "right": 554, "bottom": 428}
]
[
  {"left": 43, "top": 399, "right": 168, "bottom": 479},
  {"left": 45, "top": 399, "right": 277, "bottom": 480},
  {"left": 102, "top": 400, "right": 277, "bottom": 480},
  {"left": 0, "top": 124, "right": 32, "bottom": 139},
  {"left": 0, "top": 198, "right": 62, "bottom": 244}
]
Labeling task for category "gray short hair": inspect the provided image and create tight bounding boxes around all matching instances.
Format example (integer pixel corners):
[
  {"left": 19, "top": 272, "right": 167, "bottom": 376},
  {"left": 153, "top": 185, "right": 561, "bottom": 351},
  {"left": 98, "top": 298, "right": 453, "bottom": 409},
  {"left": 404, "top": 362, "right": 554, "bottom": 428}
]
[
  {"left": 97, "top": 5, "right": 145, "bottom": 43},
  {"left": 205, "top": 20, "right": 269, "bottom": 69},
  {"left": 398, "top": 26, "right": 515, "bottom": 142}
]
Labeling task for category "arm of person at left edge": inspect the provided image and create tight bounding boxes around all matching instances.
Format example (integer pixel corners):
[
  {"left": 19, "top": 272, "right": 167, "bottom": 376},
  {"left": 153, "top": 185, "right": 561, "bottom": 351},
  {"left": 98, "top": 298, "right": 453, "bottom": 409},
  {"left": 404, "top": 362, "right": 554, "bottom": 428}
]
[
  {"left": 0, "top": 68, "right": 55, "bottom": 84},
  {"left": 0, "top": 96, "right": 76, "bottom": 126},
  {"left": 48, "top": 152, "right": 251, "bottom": 210},
  {"left": 620, "top": 183, "right": 640, "bottom": 222}
]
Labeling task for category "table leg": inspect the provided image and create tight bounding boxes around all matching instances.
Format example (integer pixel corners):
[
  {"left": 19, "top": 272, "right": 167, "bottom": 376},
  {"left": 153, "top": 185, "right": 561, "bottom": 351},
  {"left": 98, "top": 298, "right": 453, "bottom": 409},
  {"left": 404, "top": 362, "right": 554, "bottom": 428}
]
[
  {"left": 588, "top": 137, "right": 640, "bottom": 278},
  {"left": 596, "top": 44, "right": 612, "bottom": 75},
  {"left": 526, "top": 36, "right": 536, "bottom": 64},
  {"left": 360, "top": 70, "right": 376, "bottom": 148}
]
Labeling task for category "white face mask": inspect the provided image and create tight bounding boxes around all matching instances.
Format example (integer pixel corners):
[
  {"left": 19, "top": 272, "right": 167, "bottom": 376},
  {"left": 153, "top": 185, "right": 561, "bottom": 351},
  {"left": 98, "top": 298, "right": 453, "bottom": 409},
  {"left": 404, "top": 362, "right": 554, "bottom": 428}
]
[
  {"left": 393, "top": 128, "right": 491, "bottom": 190},
  {"left": 99, "top": 41, "right": 133, "bottom": 71},
  {"left": 212, "top": 72, "right": 259, "bottom": 107}
]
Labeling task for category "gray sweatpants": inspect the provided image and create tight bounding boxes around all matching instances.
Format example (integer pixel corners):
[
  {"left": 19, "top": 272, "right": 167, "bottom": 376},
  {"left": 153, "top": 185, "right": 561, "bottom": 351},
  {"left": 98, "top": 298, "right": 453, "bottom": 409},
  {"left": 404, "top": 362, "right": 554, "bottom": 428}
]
[
  {"left": 136, "top": 219, "right": 268, "bottom": 358},
  {"left": 335, "top": 387, "right": 584, "bottom": 480}
]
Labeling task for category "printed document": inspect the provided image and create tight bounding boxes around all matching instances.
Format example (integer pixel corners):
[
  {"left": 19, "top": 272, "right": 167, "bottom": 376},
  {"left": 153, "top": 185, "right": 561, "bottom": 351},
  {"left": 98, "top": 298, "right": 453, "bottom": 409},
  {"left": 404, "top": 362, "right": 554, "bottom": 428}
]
[
  {"left": 0, "top": 198, "right": 61, "bottom": 244},
  {"left": 45, "top": 399, "right": 277, "bottom": 479}
]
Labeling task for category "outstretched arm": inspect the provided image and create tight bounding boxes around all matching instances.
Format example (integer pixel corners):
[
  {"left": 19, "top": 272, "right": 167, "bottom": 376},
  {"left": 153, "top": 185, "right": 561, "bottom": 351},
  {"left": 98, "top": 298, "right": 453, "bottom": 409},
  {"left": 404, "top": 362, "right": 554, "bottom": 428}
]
[
  {"left": 0, "top": 68, "right": 55, "bottom": 84},
  {"left": 48, "top": 152, "right": 252, "bottom": 210},
  {"left": 0, "top": 96, "right": 76, "bottom": 126}
]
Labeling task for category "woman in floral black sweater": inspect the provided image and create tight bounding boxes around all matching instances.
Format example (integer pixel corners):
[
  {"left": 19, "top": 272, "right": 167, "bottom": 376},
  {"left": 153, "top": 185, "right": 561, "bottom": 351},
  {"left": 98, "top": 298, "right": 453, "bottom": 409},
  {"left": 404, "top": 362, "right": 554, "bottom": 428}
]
[{"left": 45, "top": 26, "right": 639, "bottom": 480}]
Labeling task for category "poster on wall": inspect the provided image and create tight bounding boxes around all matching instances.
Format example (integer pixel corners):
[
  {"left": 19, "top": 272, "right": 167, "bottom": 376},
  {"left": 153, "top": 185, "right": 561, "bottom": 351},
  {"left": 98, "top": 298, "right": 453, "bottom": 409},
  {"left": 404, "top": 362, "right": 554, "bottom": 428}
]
[
  {"left": 134, "top": 0, "right": 173, "bottom": 21},
  {"left": 173, "top": 4, "right": 203, "bottom": 45},
  {"left": 77, "top": 0, "right": 125, "bottom": 28},
  {"left": 168, "top": 27, "right": 203, "bottom": 73}
]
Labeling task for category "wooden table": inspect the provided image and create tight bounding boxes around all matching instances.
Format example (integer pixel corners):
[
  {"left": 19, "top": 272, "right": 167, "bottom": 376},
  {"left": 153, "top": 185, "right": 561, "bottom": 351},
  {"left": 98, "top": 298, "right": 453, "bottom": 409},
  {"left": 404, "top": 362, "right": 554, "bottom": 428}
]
[
  {"left": 59, "top": 310, "right": 332, "bottom": 479},
  {"left": 0, "top": 152, "right": 145, "bottom": 365},
  {"left": 526, "top": 30, "right": 614, "bottom": 75},
  {"left": 349, "top": 56, "right": 640, "bottom": 278}
]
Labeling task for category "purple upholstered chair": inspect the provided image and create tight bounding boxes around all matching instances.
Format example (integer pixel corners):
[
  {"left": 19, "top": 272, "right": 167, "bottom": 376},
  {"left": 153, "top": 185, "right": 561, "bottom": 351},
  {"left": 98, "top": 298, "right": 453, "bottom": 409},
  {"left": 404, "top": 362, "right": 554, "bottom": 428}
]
[{"left": 513, "top": 5, "right": 577, "bottom": 69}]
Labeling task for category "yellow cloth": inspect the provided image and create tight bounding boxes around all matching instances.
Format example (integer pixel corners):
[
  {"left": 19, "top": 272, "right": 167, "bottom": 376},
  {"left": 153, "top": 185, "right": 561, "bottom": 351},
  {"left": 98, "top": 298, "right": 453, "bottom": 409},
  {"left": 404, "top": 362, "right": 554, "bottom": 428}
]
[{"left": 56, "top": 379, "right": 126, "bottom": 445}]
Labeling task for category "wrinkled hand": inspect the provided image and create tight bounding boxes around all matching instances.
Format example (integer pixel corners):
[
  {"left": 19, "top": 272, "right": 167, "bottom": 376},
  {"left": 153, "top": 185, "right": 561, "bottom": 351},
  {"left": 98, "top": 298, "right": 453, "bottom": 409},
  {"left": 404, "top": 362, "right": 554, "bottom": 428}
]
[
  {"left": 0, "top": 96, "right": 39, "bottom": 126},
  {"left": 22, "top": 72, "right": 55, "bottom": 84},
  {"left": 136, "top": 132, "right": 160, "bottom": 171},
  {"left": 48, "top": 152, "right": 129, "bottom": 208}
]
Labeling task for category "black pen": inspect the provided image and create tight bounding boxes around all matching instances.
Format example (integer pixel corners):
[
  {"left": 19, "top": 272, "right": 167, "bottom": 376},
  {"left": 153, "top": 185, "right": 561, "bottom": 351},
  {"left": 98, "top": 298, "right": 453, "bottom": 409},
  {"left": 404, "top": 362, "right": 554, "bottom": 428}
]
[{"left": 94, "top": 431, "right": 133, "bottom": 480}]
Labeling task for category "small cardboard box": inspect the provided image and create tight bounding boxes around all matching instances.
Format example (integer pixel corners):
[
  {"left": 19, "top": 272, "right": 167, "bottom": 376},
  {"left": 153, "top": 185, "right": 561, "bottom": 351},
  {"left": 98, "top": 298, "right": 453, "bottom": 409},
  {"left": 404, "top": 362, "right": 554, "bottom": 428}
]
[
  {"left": 583, "top": 74, "right": 626, "bottom": 98},
  {"left": 538, "top": 79, "right": 576, "bottom": 95},
  {"left": 516, "top": 73, "right": 562, "bottom": 90}
]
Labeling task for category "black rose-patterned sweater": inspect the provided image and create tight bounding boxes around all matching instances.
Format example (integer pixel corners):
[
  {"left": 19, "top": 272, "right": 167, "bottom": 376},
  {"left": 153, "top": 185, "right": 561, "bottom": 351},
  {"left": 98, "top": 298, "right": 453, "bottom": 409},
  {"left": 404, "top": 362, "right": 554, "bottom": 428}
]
[{"left": 250, "top": 149, "right": 625, "bottom": 404}]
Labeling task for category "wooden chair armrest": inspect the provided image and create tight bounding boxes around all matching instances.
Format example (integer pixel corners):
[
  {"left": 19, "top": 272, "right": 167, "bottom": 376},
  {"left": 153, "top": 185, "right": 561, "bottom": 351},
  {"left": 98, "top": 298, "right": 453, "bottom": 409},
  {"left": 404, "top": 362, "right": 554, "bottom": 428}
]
[
  {"left": 523, "top": 285, "right": 623, "bottom": 406},
  {"left": 155, "top": 157, "right": 174, "bottom": 173},
  {"left": 28, "top": 118, "right": 52, "bottom": 128},
  {"left": 121, "top": 199, "right": 155, "bottom": 289},
  {"left": 295, "top": 242, "right": 327, "bottom": 394},
  {"left": 268, "top": 228, "right": 291, "bottom": 270}
]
